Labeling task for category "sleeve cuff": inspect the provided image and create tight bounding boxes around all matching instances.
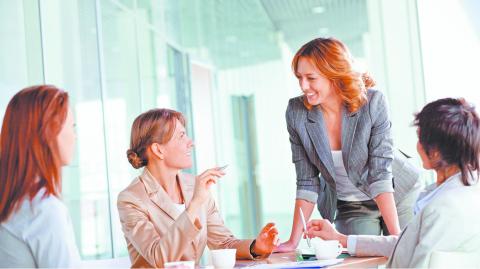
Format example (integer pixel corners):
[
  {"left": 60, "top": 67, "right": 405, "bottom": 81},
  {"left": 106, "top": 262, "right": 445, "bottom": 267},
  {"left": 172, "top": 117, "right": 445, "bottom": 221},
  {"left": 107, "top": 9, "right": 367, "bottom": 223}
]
[
  {"left": 347, "top": 235, "right": 358, "bottom": 256},
  {"left": 296, "top": 190, "right": 318, "bottom": 203},
  {"left": 368, "top": 179, "right": 394, "bottom": 198}
]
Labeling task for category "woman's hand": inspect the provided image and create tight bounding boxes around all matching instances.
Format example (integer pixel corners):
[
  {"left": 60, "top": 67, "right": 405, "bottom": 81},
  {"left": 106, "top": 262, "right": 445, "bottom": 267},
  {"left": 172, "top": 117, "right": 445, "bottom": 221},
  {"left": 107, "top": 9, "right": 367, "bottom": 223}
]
[
  {"left": 274, "top": 240, "right": 297, "bottom": 253},
  {"left": 191, "top": 167, "right": 225, "bottom": 205},
  {"left": 252, "top": 223, "right": 279, "bottom": 256},
  {"left": 276, "top": 200, "right": 315, "bottom": 253},
  {"left": 187, "top": 168, "right": 225, "bottom": 221},
  {"left": 306, "top": 219, "right": 347, "bottom": 247}
]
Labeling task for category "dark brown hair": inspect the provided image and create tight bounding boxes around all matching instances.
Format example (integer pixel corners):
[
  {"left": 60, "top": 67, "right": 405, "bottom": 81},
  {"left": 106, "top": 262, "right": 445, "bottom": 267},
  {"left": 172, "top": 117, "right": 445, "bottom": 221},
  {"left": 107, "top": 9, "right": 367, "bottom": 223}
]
[
  {"left": 292, "top": 37, "right": 375, "bottom": 112},
  {"left": 414, "top": 98, "right": 480, "bottom": 185},
  {"left": 0, "top": 85, "right": 69, "bottom": 222},
  {"left": 127, "top": 108, "right": 185, "bottom": 169}
]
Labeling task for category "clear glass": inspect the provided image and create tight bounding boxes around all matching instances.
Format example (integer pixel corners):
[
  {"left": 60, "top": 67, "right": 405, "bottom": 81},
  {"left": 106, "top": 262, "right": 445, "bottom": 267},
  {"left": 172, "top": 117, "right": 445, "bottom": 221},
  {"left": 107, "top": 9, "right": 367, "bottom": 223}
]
[
  {"left": 0, "top": 0, "right": 43, "bottom": 121},
  {"left": 39, "top": 0, "right": 113, "bottom": 259},
  {"left": 99, "top": 0, "right": 143, "bottom": 257}
]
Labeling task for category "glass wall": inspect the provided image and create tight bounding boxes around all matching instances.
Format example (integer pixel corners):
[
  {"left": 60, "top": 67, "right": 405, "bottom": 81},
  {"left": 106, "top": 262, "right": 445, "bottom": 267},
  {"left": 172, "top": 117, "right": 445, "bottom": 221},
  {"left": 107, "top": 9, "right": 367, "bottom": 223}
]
[
  {"left": 1, "top": 0, "right": 477, "bottom": 261},
  {"left": 40, "top": 0, "right": 109, "bottom": 258},
  {"left": 0, "top": 0, "right": 176, "bottom": 259},
  {"left": 0, "top": 0, "right": 43, "bottom": 120}
]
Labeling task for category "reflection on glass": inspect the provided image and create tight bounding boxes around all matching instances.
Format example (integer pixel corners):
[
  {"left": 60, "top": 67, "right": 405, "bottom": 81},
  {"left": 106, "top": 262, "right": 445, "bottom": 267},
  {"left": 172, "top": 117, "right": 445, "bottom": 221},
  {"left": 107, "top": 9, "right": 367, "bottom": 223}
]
[
  {"left": 0, "top": 0, "right": 43, "bottom": 121},
  {"left": 39, "top": 0, "right": 112, "bottom": 259}
]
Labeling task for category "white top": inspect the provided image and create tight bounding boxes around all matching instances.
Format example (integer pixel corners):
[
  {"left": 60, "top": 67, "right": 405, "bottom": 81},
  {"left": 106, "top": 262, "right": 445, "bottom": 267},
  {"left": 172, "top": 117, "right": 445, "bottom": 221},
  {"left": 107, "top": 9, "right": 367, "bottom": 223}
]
[
  {"left": 331, "top": 150, "right": 371, "bottom": 201},
  {"left": 0, "top": 188, "right": 81, "bottom": 268},
  {"left": 172, "top": 203, "right": 186, "bottom": 213}
]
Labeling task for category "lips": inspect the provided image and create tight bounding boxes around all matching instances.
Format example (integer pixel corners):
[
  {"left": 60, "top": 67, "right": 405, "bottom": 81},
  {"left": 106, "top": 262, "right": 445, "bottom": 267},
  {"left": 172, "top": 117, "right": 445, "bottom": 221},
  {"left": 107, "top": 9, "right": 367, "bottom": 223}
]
[{"left": 305, "top": 93, "right": 317, "bottom": 100}]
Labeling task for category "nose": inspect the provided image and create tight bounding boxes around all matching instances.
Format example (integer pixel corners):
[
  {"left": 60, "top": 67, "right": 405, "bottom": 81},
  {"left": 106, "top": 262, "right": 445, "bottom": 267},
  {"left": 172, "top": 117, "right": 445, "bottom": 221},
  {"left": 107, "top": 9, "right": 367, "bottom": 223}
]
[
  {"left": 188, "top": 138, "right": 195, "bottom": 148},
  {"left": 299, "top": 78, "right": 309, "bottom": 92}
]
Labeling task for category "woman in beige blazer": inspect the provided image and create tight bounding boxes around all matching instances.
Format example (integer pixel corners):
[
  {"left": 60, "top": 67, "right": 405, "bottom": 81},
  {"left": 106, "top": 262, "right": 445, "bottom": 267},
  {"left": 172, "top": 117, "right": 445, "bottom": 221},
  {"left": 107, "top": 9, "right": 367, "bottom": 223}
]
[
  {"left": 117, "top": 108, "right": 279, "bottom": 268},
  {"left": 305, "top": 97, "right": 480, "bottom": 267}
]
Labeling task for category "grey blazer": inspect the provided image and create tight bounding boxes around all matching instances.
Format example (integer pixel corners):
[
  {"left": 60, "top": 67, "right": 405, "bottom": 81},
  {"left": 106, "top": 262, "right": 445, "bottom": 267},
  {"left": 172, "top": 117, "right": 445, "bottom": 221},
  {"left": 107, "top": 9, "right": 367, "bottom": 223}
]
[{"left": 286, "top": 89, "right": 420, "bottom": 221}]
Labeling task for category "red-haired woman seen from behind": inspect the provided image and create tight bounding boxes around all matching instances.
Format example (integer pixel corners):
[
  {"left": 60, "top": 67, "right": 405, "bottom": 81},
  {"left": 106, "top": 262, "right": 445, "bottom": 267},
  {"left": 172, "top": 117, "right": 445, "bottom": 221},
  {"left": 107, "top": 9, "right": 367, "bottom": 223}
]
[{"left": 0, "top": 85, "right": 80, "bottom": 267}]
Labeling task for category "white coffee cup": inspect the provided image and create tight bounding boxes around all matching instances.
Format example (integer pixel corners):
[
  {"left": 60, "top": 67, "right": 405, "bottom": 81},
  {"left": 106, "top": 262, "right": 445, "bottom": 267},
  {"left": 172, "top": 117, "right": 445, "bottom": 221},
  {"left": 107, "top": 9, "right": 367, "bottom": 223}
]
[
  {"left": 210, "top": 248, "right": 236, "bottom": 268},
  {"left": 164, "top": 260, "right": 195, "bottom": 269},
  {"left": 311, "top": 239, "right": 342, "bottom": 260}
]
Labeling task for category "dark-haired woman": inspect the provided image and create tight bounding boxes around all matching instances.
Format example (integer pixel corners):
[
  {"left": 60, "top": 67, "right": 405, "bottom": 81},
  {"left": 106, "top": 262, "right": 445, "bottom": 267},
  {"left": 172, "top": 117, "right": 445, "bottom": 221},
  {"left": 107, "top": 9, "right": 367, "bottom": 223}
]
[
  {"left": 0, "top": 86, "right": 80, "bottom": 267},
  {"left": 306, "top": 97, "right": 480, "bottom": 267},
  {"left": 277, "top": 37, "right": 421, "bottom": 252},
  {"left": 117, "top": 109, "right": 279, "bottom": 268}
]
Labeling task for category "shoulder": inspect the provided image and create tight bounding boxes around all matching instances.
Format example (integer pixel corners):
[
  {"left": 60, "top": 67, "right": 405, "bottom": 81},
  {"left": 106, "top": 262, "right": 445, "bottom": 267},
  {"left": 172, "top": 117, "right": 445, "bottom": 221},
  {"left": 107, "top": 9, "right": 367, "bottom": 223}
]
[
  {"left": 422, "top": 183, "right": 480, "bottom": 223},
  {"left": 358, "top": 89, "right": 389, "bottom": 122},
  {"left": 286, "top": 95, "right": 308, "bottom": 122},
  {"left": 286, "top": 96, "right": 306, "bottom": 114},
  {"left": 25, "top": 195, "right": 80, "bottom": 267},
  {"left": 19, "top": 195, "right": 73, "bottom": 241},
  {"left": 1, "top": 191, "right": 63, "bottom": 238},
  {"left": 117, "top": 176, "right": 146, "bottom": 206},
  {"left": 365, "top": 89, "right": 388, "bottom": 110},
  {"left": 34, "top": 195, "right": 68, "bottom": 216}
]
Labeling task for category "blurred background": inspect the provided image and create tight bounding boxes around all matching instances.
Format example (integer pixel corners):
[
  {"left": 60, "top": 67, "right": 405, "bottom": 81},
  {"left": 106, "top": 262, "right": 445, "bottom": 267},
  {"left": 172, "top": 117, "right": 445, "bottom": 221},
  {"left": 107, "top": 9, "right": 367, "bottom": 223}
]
[{"left": 1, "top": 0, "right": 479, "bottom": 261}]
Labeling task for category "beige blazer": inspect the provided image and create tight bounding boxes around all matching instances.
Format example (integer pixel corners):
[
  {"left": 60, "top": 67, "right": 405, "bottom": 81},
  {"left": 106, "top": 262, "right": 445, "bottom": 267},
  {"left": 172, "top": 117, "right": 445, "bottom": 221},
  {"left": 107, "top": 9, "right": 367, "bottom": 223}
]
[
  {"left": 117, "top": 169, "right": 255, "bottom": 268},
  {"left": 353, "top": 173, "right": 480, "bottom": 267}
]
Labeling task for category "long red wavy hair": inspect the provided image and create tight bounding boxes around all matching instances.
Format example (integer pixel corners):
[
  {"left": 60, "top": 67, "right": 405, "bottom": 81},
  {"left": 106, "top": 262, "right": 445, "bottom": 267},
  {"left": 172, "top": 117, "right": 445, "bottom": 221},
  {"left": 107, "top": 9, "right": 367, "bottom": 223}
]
[
  {"left": 292, "top": 37, "right": 375, "bottom": 112},
  {"left": 0, "top": 85, "right": 69, "bottom": 223}
]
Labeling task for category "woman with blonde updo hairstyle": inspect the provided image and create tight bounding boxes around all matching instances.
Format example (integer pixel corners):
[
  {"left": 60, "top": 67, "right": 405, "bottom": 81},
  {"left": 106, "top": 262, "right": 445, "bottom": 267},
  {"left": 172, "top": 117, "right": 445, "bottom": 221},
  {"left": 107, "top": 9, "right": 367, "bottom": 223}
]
[
  {"left": 276, "top": 37, "right": 422, "bottom": 252},
  {"left": 117, "top": 108, "right": 279, "bottom": 268}
]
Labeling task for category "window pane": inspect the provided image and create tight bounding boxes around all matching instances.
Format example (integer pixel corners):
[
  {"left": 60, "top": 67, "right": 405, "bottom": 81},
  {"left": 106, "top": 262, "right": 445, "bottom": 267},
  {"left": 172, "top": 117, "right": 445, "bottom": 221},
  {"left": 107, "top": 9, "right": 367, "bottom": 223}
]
[
  {"left": 0, "top": 0, "right": 43, "bottom": 121},
  {"left": 39, "top": 0, "right": 113, "bottom": 259},
  {"left": 99, "top": 0, "right": 142, "bottom": 257}
]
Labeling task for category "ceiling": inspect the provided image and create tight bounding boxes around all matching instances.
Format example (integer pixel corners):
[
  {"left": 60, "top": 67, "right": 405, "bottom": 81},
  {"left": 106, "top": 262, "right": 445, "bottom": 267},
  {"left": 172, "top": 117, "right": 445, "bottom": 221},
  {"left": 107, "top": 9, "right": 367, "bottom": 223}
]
[{"left": 177, "top": 0, "right": 369, "bottom": 69}]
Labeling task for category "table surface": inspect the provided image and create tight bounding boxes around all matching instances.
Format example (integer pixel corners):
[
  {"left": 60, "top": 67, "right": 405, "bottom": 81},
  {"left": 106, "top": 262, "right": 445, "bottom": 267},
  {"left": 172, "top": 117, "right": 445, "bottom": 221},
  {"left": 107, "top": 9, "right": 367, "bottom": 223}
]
[{"left": 235, "top": 252, "right": 388, "bottom": 268}]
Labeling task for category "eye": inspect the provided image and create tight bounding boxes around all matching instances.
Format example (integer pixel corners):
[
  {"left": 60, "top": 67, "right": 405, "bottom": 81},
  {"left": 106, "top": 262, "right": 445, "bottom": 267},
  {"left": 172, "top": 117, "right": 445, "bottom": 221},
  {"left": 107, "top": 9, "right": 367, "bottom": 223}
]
[{"left": 307, "top": 77, "right": 316, "bottom": 81}]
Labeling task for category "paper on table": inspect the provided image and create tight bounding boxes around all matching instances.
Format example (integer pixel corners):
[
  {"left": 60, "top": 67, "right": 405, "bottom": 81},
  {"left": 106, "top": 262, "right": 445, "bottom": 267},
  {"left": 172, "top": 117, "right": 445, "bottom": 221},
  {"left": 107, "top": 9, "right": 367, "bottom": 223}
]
[
  {"left": 298, "top": 248, "right": 315, "bottom": 255},
  {"left": 244, "top": 258, "right": 343, "bottom": 268}
]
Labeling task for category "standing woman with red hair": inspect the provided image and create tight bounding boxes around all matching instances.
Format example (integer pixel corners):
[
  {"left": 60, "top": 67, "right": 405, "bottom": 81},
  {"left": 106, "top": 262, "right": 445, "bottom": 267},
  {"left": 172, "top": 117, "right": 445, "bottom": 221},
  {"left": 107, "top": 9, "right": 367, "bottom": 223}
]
[
  {"left": 277, "top": 38, "right": 421, "bottom": 252},
  {"left": 0, "top": 86, "right": 80, "bottom": 267}
]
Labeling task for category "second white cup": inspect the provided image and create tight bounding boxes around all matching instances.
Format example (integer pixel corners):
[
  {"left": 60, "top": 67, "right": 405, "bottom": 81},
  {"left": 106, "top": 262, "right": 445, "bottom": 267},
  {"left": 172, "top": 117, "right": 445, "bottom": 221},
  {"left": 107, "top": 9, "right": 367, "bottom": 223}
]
[
  {"left": 311, "top": 239, "right": 342, "bottom": 260},
  {"left": 210, "top": 248, "right": 236, "bottom": 268}
]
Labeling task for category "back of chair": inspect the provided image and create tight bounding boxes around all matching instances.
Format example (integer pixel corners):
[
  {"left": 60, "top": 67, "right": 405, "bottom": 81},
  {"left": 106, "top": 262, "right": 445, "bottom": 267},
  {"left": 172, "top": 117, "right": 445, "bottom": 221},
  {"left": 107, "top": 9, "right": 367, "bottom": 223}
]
[{"left": 429, "top": 251, "right": 480, "bottom": 268}]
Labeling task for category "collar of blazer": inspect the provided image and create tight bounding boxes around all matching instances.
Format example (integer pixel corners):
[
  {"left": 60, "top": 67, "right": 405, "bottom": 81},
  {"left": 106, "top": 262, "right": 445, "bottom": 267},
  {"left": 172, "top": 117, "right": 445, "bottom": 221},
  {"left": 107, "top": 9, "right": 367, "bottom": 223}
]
[
  {"left": 140, "top": 168, "right": 194, "bottom": 221},
  {"left": 305, "top": 105, "right": 360, "bottom": 179}
]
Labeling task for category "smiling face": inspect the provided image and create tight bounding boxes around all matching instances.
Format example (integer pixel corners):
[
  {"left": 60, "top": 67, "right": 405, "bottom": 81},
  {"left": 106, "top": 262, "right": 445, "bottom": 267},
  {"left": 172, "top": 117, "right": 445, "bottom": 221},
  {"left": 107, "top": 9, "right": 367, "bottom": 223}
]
[
  {"left": 295, "top": 57, "right": 338, "bottom": 106},
  {"left": 160, "top": 119, "right": 194, "bottom": 170}
]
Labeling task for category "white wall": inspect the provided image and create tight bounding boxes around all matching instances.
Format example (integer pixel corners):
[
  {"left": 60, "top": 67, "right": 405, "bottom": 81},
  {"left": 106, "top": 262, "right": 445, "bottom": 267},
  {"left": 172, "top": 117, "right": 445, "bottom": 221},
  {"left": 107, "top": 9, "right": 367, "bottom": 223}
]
[
  {"left": 365, "top": 0, "right": 426, "bottom": 159},
  {"left": 417, "top": 0, "right": 480, "bottom": 107}
]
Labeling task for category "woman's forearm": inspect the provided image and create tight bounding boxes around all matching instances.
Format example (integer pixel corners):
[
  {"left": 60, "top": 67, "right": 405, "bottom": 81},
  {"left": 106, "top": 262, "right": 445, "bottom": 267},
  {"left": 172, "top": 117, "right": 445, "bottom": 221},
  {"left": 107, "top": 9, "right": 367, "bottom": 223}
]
[
  {"left": 289, "top": 199, "right": 316, "bottom": 244},
  {"left": 374, "top": 192, "right": 401, "bottom": 235}
]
